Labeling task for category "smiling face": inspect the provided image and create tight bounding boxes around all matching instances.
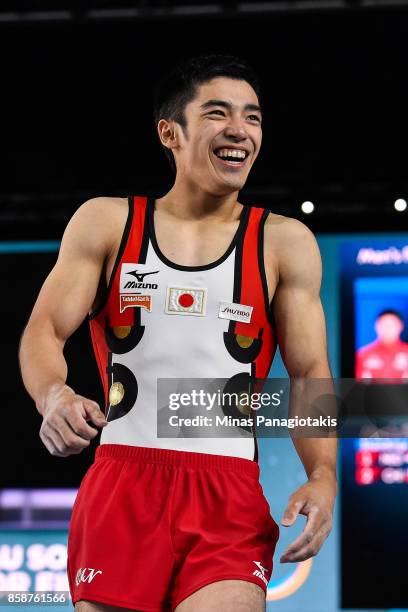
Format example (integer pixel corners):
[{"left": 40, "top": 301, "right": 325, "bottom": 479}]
[
  {"left": 159, "top": 77, "right": 263, "bottom": 196},
  {"left": 375, "top": 313, "right": 404, "bottom": 343}
]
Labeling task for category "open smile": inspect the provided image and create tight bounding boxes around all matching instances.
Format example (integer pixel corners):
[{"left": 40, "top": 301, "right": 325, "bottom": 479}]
[{"left": 212, "top": 147, "right": 250, "bottom": 170}]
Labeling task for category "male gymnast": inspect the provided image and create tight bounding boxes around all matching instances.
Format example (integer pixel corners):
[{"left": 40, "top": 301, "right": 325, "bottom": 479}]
[{"left": 19, "top": 55, "right": 337, "bottom": 612}]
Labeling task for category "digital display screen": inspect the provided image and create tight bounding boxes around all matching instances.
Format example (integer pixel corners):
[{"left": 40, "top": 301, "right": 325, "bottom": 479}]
[
  {"left": 340, "top": 237, "right": 408, "bottom": 609},
  {"left": 355, "top": 438, "right": 408, "bottom": 486}
]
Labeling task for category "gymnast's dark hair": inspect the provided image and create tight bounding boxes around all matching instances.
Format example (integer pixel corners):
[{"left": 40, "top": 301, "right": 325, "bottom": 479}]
[
  {"left": 153, "top": 54, "right": 261, "bottom": 172},
  {"left": 376, "top": 308, "right": 404, "bottom": 322}
]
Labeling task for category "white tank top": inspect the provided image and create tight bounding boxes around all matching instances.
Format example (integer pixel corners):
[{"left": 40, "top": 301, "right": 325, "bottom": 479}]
[{"left": 88, "top": 196, "right": 277, "bottom": 460}]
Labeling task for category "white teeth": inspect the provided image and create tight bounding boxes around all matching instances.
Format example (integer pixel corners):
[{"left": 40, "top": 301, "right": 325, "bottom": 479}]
[{"left": 215, "top": 148, "right": 247, "bottom": 160}]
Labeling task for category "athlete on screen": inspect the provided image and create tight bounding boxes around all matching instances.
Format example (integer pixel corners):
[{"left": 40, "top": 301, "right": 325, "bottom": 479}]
[{"left": 356, "top": 308, "right": 408, "bottom": 378}]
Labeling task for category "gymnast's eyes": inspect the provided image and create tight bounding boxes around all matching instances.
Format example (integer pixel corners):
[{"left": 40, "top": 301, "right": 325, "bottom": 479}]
[{"left": 207, "top": 110, "right": 261, "bottom": 123}]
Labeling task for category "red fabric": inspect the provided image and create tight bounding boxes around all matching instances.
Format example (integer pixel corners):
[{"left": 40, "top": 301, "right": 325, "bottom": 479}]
[
  {"left": 67, "top": 444, "right": 279, "bottom": 611},
  {"left": 355, "top": 338, "right": 408, "bottom": 378},
  {"left": 238, "top": 205, "right": 277, "bottom": 377},
  {"left": 88, "top": 196, "right": 147, "bottom": 406},
  {"left": 88, "top": 313, "right": 109, "bottom": 406},
  {"left": 108, "top": 195, "right": 147, "bottom": 327}
]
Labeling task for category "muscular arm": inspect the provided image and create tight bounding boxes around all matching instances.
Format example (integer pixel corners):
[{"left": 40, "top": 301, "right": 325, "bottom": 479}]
[
  {"left": 18, "top": 197, "right": 117, "bottom": 455},
  {"left": 270, "top": 218, "right": 338, "bottom": 562}
]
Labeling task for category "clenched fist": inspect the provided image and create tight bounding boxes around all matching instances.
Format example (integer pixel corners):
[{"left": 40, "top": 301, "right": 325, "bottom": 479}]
[{"left": 40, "top": 384, "right": 108, "bottom": 457}]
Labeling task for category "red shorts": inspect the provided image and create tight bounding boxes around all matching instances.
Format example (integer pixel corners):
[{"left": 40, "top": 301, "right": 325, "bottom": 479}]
[{"left": 67, "top": 444, "right": 279, "bottom": 611}]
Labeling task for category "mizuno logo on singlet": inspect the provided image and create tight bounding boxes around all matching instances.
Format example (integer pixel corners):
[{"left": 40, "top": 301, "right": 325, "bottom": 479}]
[
  {"left": 120, "top": 266, "right": 160, "bottom": 292},
  {"left": 126, "top": 269, "right": 159, "bottom": 282},
  {"left": 119, "top": 264, "right": 159, "bottom": 312},
  {"left": 123, "top": 281, "right": 158, "bottom": 289}
]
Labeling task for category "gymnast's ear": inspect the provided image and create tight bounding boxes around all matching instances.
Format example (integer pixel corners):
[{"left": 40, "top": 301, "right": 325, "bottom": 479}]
[{"left": 157, "top": 119, "right": 180, "bottom": 152}]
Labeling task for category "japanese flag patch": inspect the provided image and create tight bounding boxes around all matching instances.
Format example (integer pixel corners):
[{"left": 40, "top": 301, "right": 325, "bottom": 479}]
[{"left": 165, "top": 286, "right": 207, "bottom": 316}]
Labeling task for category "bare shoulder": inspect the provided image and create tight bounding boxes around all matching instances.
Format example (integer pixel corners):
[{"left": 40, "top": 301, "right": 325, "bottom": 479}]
[
  {"left": 71, "top": 195, "right": 128, "bottom": 233},
  {"left": 264, "top": 211, "right": 317, "bottom": 244},
  {"left": 61, "top": 196, "right": 128, "bottom": 260},
  {"left": 263, "top": 211, "right": 321, "bottom": 281}
]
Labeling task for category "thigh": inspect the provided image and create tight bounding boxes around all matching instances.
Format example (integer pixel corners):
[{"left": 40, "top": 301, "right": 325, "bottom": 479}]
[
  {"left": 75, "top": 600, "right": 142, "bottom": 612},
  {"left": 174, "top": 579, "right": 266, "bottom": 612}
]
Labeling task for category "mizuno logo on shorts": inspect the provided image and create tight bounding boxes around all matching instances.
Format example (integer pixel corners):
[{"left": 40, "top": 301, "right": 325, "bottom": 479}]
[{"left": 252, "top": 560, "right": 269, "bottom": 586}]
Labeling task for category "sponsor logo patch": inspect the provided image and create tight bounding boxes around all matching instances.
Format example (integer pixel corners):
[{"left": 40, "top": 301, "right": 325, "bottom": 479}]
[
  {"left": 120, "top": 294, "right": 152, "bottom": 313},
  {"left": 165, "top": 287, "right": 207, "bottom": 316},
  {"left": 119, "top": 263, "right": 159, "bottom": 313},
  {"left": 218, "top": 301, "right": 253, "bottom": 323}
]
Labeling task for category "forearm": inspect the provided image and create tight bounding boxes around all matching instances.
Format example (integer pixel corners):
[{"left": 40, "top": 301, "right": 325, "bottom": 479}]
[
  {"left": 291, "top": 436, "right": 338, "bottom": 484},
  {"left": 19, "top": 323, "right": 70, "bottom": 416},
  {"left": 289, "top": 363, "right": 338, "bottom": 486}
]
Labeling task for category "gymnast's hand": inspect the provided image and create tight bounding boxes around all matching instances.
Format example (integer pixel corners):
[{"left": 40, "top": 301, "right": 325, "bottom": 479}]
[
  {"left": 279, "top": 473, "right": 336, "bottom": 563},
  {"left": 39, "top": 383, "right": 108, "bottom": 457}
]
